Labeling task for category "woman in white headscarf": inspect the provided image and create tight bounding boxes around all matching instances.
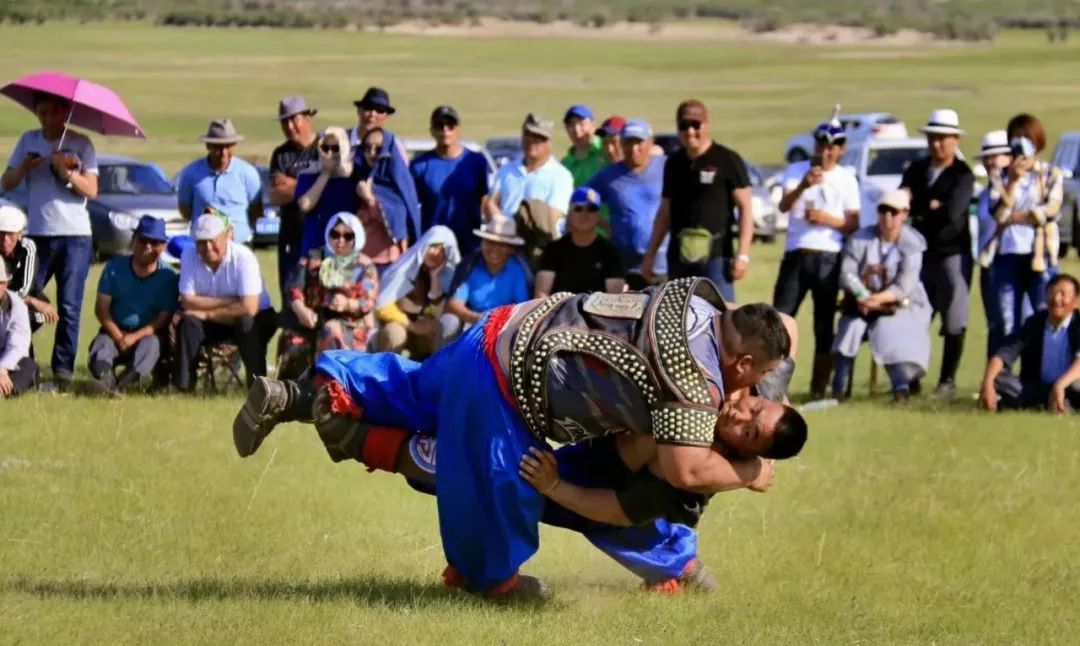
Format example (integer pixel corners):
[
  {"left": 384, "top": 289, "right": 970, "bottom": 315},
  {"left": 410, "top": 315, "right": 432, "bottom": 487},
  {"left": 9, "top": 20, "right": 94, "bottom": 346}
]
[
  {"left": 279, "top": 212, "right": 379, "bottom": 376},
  {"left": 374, "top": 225, "right": 461, "bottom": 359}
]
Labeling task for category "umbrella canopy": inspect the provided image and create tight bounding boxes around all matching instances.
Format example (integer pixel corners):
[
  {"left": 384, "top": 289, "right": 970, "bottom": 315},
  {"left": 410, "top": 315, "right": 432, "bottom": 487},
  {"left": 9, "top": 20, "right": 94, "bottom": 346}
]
[{"left": 0, "top": 70, "right": 145, "bottom": 139}]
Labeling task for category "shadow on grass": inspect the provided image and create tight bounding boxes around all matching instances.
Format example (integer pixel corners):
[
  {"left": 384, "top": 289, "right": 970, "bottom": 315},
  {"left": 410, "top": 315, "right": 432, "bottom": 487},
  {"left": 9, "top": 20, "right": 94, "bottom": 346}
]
[{"left": 4, "top": 575, "right": 518, "bottom": 608}]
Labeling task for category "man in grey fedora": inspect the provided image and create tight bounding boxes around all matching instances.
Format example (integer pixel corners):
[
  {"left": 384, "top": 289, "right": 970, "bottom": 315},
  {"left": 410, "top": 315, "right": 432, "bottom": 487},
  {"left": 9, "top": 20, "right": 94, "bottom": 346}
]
[
  {"left": 269, "top": 95, "right": 320, "bottom": 300},
  {"left": 177, "top": 118, "right": 264, "bottom": 245}
]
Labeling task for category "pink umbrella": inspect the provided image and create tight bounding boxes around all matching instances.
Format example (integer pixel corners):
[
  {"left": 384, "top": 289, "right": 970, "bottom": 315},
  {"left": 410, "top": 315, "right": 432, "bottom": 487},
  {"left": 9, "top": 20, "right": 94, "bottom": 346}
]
[{"left": 0, "top": 70, "right": 146, "bottom": 144}]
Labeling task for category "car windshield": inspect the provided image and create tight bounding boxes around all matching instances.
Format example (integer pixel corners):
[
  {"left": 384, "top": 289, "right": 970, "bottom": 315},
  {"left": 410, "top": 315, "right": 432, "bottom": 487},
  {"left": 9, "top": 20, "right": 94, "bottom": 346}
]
[
  {"left": 866, "top": 146, "right": 927, "bottom": 176},
  {"left": 99, "top": 164, "right": 173, "bottom": 195}
]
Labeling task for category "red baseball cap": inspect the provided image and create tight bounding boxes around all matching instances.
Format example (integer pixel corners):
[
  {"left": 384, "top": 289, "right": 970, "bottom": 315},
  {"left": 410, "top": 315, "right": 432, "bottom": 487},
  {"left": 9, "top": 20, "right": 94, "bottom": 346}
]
[{"left": 598, "top": 116, "right": 626, "bottom": 137}]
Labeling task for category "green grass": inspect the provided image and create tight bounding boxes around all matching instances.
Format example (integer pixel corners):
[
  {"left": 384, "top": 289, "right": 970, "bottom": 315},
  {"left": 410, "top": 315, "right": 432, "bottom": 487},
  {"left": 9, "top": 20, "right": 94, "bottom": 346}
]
[
  {"left": 3, "top": 23, "right": 1080, "bottom": 644},
  {"left": 2, "top": 24, "right": 1080, "bottom": 173}
]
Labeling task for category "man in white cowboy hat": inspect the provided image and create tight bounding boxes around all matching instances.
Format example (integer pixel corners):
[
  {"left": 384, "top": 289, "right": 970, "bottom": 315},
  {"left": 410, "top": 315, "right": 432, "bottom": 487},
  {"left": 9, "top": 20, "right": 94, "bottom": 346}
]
[
  {"left": 974, "top": 129, "right": 1014, "bottom": 356},
  {"left": 774, "top": 112, "right": 861, "bottom": 399},
  {"left": 0, "top": 256, "right": 39, "bottom": 398},
  {"left": 177, "top": 118, "right": 264, "bottom": 245},
  {"left": 445, "top": 214, "right": 532, "bottom": 327},
  {"left": 900, "top": 108, "right": 976, "bottom": 399}
]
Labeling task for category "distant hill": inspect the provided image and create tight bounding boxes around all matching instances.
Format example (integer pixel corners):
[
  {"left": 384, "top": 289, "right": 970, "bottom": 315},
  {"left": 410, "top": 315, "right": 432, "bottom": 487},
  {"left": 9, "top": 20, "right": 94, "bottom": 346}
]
[{"left": 1, "top": 0, "right": 1078, "bottom": 41}]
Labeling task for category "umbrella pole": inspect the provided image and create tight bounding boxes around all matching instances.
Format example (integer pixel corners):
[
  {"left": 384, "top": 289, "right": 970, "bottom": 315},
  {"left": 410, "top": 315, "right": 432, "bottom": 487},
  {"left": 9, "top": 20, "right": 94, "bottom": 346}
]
[{"left": 56, "top": 106, "right": 74, "bottom": 150}]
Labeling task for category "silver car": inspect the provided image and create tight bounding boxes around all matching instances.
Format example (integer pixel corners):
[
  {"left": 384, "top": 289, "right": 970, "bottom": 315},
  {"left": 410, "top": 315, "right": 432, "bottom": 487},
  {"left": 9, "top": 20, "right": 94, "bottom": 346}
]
[{"left": 0, "top": 154, "right": 188, "bottom": 260}]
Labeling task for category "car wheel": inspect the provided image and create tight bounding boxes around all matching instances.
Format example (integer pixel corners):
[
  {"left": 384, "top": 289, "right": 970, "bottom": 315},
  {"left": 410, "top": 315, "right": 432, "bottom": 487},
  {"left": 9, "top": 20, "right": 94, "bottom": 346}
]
[{"left": 786, "top": 148, "right": 809, "bottom": 163}]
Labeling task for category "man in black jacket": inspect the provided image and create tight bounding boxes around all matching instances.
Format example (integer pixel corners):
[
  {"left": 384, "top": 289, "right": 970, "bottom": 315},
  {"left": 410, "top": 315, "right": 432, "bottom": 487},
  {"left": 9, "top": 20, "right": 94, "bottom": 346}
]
[
  {"left": 900, "top": 109, "right": 975, "bottom": 399},
  {"left": 980, "top": 273, "right": 1080, "bottom": 412}
]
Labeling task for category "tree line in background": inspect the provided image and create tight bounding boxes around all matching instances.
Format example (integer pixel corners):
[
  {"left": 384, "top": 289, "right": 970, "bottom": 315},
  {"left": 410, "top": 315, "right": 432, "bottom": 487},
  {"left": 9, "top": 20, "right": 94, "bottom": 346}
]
[{"left": 0, "top": 0, "right": 1078, "bottom": 42}]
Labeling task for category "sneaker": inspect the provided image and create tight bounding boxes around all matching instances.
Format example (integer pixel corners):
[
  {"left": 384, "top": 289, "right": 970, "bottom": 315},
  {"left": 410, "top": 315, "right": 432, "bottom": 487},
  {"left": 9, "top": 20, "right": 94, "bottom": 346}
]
[
  {"left": 645, "top": 558, "right": 719, "bottom": 594},
  {"left": 934, "top": 381, "right": 957, "bottom": 400},
  {"left": 893, "top": 389, "right": 911, "bottom": 404},
  {"left": 233, "top": 377, "right": 291, "bottom": 457},
  {"left": 86, "top": 372, "right": 117, "bottom": 397}
]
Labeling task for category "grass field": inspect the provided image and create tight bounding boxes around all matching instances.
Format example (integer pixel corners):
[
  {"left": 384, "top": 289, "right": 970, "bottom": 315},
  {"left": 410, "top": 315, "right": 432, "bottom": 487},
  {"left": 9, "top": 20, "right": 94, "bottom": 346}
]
[{"left": 3, "top": 23, "right": 1080, "bottom": 645}]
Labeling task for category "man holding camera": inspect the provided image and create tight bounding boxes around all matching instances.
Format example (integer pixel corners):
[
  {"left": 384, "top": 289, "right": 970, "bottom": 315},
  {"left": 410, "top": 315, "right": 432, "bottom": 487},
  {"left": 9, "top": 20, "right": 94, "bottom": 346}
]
[{"left": 773, "top": 118, "right": 860, "bottom": 398}]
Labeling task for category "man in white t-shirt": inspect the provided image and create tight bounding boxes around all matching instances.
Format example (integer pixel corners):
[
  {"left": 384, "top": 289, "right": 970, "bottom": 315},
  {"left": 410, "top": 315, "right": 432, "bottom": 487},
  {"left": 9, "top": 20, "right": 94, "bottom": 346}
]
[
  {"left": 175, "top": 211, "right": 276, "bottom": 392},
  {"left": 1, "top": 93, "right": 99, "bottom": 388},
  {"left": 773, "top": 119, "right": 861, "bottom": 398}
]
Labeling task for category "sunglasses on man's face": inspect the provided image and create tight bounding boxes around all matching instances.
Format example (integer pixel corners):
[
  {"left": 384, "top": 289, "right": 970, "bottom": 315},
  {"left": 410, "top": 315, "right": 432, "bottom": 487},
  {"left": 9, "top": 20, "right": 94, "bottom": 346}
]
[
  {"left": 432, "top": 121, "right": 458, "bottom": 131},
  {"left": 677, "top": 119, "right": 703, "bottom": 132},
  {"left": 329, "top": 230, "right": 355, "bottom": 242},
  {"left": 320, "top": 144, "right": 340, "bottom": 154},
  {"left": 363, "top": 106, "right": 390, "bottom": 115},
  {"left": 572, "top": 205, "right": 600, "bottom": 213},
  {"left": 878, "top": 207, "right": 902, "bottom": 217}
]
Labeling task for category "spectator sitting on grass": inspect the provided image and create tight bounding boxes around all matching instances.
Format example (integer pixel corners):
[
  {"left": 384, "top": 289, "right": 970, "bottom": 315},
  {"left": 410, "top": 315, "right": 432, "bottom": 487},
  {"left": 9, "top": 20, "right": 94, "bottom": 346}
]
[
  {"left": 87, "top": 216, "right": 178, "bottom": 395},
  {"left": 175, "top": 211, "right": 276, "bottom": 392},
  {"left": 534, "top": 187, "right": 624, "bottom": 298},
  {"left": 278, "top": 212, "right": 379, "bottom": 377},
  {"left": 0, "top": 202, "right": 53, "bottom": 333},
  {"left": 446, "top": 215, "right": 531, "bottom": 327},
  {"left": 981, "top": 273, "right": 1080, "bottom": 413},
  {"left": 375, "top": 225, "right": 462, "bottom": 359},
  {"left": 0, "top": 258, "right": 37, "bottom": 399}
]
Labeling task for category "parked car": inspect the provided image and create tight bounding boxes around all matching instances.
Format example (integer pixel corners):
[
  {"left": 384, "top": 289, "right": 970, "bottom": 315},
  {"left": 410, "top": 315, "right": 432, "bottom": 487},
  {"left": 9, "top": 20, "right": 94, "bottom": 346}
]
[
  {"left": 840, "top": 137, "right": 930, "bottom": 226},
  {"left": 1050, "top": 132, "right": 1080, "bottom": 256},
  {"left": 1, "top": 154, "right": 188, "bottom": 260},
  {"left": 784, "top": 112, "right": 908, "bottom": 163},
  {"left": 484, "top": 136, "right": 521, "bottom": 168}
]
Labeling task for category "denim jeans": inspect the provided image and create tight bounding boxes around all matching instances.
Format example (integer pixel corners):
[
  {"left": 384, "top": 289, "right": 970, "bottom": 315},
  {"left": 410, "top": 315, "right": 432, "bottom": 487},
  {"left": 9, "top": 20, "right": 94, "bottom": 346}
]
[
  {"left": 31, "top": 235, "right": 93, "bottom": 378},
  {"left": 988, "top": 253, "right": 1055, "bottom": 356}
]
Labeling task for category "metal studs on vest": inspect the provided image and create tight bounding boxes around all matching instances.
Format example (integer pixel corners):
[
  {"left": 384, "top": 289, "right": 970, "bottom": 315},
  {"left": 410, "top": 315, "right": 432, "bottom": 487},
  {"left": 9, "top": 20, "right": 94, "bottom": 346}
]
[
  {"left": 650, "top": 407, "right": 716, "bottom": 446},
  {"left": 652, "top": 278, "right": 715, "bottom": 407},
  {"left": 526, "top": 329, "right": 658, "bottom": 443},
  {"left": 510, "top": 292, "right": 573, "bottom": 431}
]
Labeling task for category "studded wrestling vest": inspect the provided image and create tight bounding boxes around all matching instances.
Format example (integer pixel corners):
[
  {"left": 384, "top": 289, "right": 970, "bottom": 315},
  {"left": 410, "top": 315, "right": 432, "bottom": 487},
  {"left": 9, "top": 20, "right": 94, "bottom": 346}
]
[{"left": 495, "top": 277, "right": 727, "bottom": 447}]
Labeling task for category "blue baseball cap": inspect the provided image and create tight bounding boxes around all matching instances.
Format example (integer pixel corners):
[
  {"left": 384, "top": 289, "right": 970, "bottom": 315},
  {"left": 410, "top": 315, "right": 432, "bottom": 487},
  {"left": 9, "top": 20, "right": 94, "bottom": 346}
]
[
  {"left": 814, "top": 120, "right": 847, "bottom": 143},
  {"left": 621, "top": 118, "right": 653, "bottom": 140},
  {"left": 570, "top": 187, "right": 602, "bottom": 209},
  {"left": 134, "top": 215, "right": 168, "bottom": 242},
  {"left": 563, "top": 104, "right": 594, "bottom": 123}
]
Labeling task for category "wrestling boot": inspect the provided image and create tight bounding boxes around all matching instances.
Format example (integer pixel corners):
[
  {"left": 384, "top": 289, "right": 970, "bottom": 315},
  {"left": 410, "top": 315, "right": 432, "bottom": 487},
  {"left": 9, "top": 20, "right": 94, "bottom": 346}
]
[
  {"left": 646, "top": 559, "right": 719, "bottom": 594},
  {"left": 233, "top": 371, "right": 316, "bottom": 458},
  {"left": 809, "top": 353, "right": 833, "bottom": 400}
]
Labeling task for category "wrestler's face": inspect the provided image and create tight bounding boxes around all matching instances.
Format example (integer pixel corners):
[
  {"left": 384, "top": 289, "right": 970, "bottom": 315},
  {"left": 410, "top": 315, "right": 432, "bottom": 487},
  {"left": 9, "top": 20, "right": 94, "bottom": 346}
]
[
  {"left": 714, "top": 395, "right": 783, "bottom": 459},
  {"left": 725, "top": 352, "right": 782, "bottom": 393}
]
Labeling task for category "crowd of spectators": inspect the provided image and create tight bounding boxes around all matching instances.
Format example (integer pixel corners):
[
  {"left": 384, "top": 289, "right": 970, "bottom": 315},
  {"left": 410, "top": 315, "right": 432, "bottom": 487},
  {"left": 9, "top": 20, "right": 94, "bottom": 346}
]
[{"left": 1, "top": 88, "right": 1078, "bottom": 414}]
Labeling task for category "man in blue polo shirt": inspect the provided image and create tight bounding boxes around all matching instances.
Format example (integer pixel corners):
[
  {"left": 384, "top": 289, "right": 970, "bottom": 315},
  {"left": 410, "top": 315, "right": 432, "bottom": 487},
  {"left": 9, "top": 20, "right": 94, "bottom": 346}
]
[
  {"left": 410, "top": 105, "right": 489, "bottom": 254},
  {"left": 177, "top": 119, "right": 263, "bottom": 244},
  {"left": 588, "top": 118, "right": 668, "bottom": 290},
  {"left": 88, "top": 216, "right": 178, "bottom": 394}
]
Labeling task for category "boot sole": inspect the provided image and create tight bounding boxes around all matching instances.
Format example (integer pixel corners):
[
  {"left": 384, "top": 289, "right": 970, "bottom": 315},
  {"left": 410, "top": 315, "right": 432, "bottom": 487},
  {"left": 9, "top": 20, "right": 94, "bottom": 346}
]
[{"left": 232, "top": 377, "right": 281, "bottom": 458}]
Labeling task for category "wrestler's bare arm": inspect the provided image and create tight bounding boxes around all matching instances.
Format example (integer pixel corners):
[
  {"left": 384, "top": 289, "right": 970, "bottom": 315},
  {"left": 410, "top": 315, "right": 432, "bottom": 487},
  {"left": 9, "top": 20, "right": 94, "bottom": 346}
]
[{"left": 519, "top": 448, "right": 634, "bottom": 526}]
